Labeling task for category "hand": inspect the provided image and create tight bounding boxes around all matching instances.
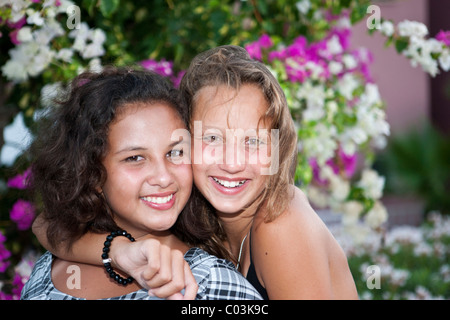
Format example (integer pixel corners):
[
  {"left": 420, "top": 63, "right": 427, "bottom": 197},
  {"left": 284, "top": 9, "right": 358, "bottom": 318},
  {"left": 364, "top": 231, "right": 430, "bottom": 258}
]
[{"left": 110, "top": 237, "right": 198, "bottom": 300}]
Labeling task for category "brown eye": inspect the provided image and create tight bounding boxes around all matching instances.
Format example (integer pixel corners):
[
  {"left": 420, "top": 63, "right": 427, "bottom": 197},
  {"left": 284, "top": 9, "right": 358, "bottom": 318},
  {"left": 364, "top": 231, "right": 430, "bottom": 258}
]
[
  {"left": 124, "top": 155, "right": 144, "bottom": 162},
  {"left": 203, "top": 135, "right": 222, "bottom": 144}
]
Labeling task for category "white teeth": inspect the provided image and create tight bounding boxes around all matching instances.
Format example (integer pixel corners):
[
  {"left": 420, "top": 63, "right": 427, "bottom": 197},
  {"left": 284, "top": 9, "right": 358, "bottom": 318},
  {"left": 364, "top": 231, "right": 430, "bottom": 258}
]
[
  {"left": 212, "top": 177, "right": 246, "bottom": 188},
  {"left": 141, "top": 194, "right": 173, "bottom": 204}
]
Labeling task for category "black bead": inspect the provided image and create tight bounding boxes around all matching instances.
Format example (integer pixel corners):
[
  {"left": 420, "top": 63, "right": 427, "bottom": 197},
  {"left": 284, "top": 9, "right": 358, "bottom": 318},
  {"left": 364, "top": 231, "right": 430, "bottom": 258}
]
[{"left": 103, "top": 230, "right": 135, "bottom": 286}]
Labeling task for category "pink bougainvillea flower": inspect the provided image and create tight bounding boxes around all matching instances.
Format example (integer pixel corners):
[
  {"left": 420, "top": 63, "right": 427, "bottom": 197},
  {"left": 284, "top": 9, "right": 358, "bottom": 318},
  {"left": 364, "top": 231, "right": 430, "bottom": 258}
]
[
  {"left": 326, "top": 149, "right": 358, "bottom": 178},
  {"left": 245, "top": 34, "right": 273, "bottom": 60},
  {"left": 6, "top": 17, "right": 26, "bottom": 29},
  {"left": 7, "top": 168, "right": 31, "bottom": 190},
  {"left": 140, "top": 58, "right": 174, "bottom": 77},
  {"left": 258, "top": 34, "right": 273, "bottom": 49},
  {"left": 0, "top": 231, "right": 11, "bottom": 273},
  {"left": 9, "top": 29, "right": 20, "bottom": 45},
  {"left": 9, "top": 199, "right": 35, "bottom": 231},
  {"left": 436, "top": 30, "right": 450, "bottom": 46},
  {"left": 171, "top": 70, "right": 185, "bottom": 88},
  {"left": 310, "top": 149, "right": 357, "bottom": 185}
]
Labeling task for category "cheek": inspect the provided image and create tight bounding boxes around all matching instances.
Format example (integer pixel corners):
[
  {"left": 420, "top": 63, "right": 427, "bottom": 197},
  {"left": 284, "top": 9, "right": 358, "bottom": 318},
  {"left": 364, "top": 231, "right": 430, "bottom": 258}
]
[
  {"left": 175, "top": 164, "right": 193, "bottom": 190},
  {"left": 102, "top": 167, "right": 139, "bottom": 200}
]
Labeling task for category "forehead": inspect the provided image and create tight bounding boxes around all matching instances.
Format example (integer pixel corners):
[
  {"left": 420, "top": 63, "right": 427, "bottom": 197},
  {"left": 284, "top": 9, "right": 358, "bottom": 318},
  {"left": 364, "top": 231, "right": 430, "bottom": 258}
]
[
  {"left": 192, "top": 84, "right": 270, "bottom": 129},
  {"left": 108, "top": 102, "right": 186, "bottom": 146}
]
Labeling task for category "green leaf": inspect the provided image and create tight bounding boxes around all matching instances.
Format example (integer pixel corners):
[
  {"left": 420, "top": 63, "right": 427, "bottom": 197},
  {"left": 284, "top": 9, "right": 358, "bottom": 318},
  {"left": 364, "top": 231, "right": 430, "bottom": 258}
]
[
  {"left": 100, "top": 0, "right": 120, "bottom": 17},
  {"left": 395, "top": 38, "right": 410, "bottom": 54}
]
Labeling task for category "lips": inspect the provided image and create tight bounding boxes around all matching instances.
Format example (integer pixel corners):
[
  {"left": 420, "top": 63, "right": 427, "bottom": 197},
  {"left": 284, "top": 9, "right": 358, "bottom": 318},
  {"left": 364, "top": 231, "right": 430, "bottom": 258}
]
[
  {"left": 140, "top": 192, "right": 176, "bottom": 210},
  {"left": 212, "top": 177, "right": 247, "bottom": 188},
  {"left": 210, "top": 176, "right": 249, "bottom": 195}
]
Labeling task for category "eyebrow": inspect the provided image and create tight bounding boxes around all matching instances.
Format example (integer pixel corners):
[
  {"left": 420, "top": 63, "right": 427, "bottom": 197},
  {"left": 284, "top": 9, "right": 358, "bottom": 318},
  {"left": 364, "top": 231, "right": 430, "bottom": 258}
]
[
  {"left": 114, "top": 146, "right": 147, "bottom": 155},
  {"left": 114, "top": 138, "right": 186, "bottom": 155}
]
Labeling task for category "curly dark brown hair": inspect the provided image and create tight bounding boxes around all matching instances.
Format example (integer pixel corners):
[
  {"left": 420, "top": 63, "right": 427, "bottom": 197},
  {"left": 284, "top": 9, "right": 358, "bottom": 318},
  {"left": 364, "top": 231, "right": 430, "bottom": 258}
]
[{"left": 28, "top": 66, "right": 202, "bottom": 251}]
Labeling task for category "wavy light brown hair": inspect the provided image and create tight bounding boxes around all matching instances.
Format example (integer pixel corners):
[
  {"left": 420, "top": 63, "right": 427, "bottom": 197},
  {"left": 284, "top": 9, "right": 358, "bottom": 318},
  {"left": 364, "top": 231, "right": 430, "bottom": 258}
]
[
  {"left": 179, "top": 45, "right": 298, "bottom": 260},
  {"left": 28, "top": 67, "right": 207, "bottom": 251}
]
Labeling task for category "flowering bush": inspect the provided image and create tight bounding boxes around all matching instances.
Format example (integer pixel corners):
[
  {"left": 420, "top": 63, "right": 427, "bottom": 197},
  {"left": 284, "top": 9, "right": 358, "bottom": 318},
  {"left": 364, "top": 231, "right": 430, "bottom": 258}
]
[
  {"left": 332, "top": 212, "right": 450, "bottom": 299},
  {"left": 0, "top": 0, "right": 449, "bottom": 299}
]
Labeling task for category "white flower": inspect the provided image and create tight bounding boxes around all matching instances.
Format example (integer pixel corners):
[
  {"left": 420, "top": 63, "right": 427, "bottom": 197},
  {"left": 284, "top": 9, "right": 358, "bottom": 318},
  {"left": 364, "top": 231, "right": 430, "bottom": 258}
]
[
  {"left": 28, "top": 46, "right": 56, "bottom": 76},
  {"left": 358, "top": 169, "right": 385, "bottom": 200},
  {"left": 328, "top": 61, "right": 343, "bottom": 75},
  {"left": 398, "top": 20, "right": 428, "bottom": 38},
  {"left": 335, "top": 16, "right": 351, "bottom": 30},
  {"left": 69, "top": 23, "right": 106, "bottom": 59},
  {"left": 439, "top": 48, "right": 450, "bottom": 72},
  {"left": 82, "top": 42, "right": 105, "bottom": 59},
  {"left": 40, "top": 82, "right": 63, "bottom": 108},
  {"left": 17, "top": 27, "right": 33, "bottom": 43},
  {"left": 330, "top": 175, "right": 350, "bottom": 202},
  {"left": 380, "top": 20, "right": 394, "bottom": 37},
  {"left": 26, "top": 9, "right": 45, "bottom": 26},
  {"left": 360, "top": 83, "right": 381, "bottom": 107},
  {"left": 326, "top": 100, "right": 338, "bottom": 121},
  {"left": 56, "top": 0, "right": 76, "bottom": 13},
  {"left": 342, "top": 54, "right": 357, "bottom": 69},
  {"left": 304, "top": 61, "right": 324, "bottom": 80},
  {"left": 5, "top": 0, "right": 27, "bottom": 23},
  {"left": 302, "top": 124, "right": 337, "bottom": 165},
  {"left": 340, "top": 201, "right": 364, "bottom": 225},
  {"left": 69, "top": 22, "right": 91, "bottom": 52},
  {"left": 364, "top": 201, "right": 388, "bottom": 228},
  {"left": 295, "top": 0, "right": 311, "bottom": 14},
  {"left": 326, "top": 35, "right": 343, "bottom": 56},
  {"left": 336, "top": 73, "right": 359, "bottom": 100},
  {"left": 297, "top": 81, "right": 326, "bottom": 121},
  {"left": 339, "top": 126, "right": 368, "bottom": 151},
  {"left": 88, "top": 58, "right": 103, "bottom": 73},
  {"left": 1, "top": 59, "right": 27, "bottom": 82},
  {"left": 56, "top": 48, "right": 74, "bottom": 62},
  {"left": 385, "top": 226, "right": 423, "bottom": 246}
]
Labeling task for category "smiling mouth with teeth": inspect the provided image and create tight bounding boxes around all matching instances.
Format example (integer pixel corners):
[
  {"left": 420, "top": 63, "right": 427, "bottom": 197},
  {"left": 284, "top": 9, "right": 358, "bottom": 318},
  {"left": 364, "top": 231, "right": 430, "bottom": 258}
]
[
  {"left": 212, "top": 177, "right": 247, "bottom": 188},
  {"left": 141, "top": 194, "right": 174, "bottom": 204}
]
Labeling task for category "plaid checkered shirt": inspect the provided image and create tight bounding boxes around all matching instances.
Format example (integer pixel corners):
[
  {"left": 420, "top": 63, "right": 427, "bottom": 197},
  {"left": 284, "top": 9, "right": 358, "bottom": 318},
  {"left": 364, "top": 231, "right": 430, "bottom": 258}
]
[{"left": 21, "top": 248, "right": 263, "bottom": 300}]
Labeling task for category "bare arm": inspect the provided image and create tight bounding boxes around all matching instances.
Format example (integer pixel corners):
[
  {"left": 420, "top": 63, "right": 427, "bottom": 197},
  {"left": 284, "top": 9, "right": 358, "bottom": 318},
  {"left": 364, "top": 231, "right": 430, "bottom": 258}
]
[
  {"left": 32, "top": 214, "right": 198, "bottom": 299},
  {"left": 33, "top": 214, "right": 104, "bottom": 264}
]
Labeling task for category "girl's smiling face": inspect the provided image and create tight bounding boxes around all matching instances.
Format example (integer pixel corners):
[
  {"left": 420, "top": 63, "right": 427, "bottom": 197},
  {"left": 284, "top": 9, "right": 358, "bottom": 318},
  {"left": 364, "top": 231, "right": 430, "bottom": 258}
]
[
  {"left": 101, "top": 102, "right": 192, "bottom": 237},
  {"left": 191, "top": 84, "right": 273, "bottom": 217}
]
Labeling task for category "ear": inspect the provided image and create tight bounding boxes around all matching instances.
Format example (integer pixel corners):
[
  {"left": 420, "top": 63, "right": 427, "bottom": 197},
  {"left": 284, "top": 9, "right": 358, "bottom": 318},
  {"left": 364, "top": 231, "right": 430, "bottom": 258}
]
[{"left": 96, "top": 186, "right": 103, "bottom": 195}]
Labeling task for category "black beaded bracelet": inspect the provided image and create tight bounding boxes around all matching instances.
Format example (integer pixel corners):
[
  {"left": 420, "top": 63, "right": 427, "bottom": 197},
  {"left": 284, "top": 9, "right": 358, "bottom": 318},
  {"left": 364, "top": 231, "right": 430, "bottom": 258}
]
[{"left": 101, "top": 230, "right": 135, "bottom": 286}]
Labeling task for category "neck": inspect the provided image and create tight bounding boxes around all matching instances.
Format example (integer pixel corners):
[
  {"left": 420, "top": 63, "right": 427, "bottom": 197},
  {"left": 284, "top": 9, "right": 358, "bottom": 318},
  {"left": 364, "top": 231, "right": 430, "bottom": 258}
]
[{"left": 218, "top": 210, "right": 254, "bottom": 259}]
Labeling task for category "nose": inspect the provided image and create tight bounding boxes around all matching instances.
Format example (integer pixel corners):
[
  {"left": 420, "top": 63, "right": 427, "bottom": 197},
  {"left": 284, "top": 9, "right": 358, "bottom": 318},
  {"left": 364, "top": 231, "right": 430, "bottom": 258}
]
[
  {"left": 218, "top": 139, "right": 246, "bottom": 173},
  {"left": 146, "top": 160, "right": 174, "bottom": 188}
]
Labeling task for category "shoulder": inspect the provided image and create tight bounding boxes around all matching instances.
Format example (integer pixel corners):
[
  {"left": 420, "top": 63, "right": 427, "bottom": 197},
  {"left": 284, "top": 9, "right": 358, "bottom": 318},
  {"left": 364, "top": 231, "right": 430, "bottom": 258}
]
[
  {"left": 255, "top": 186, "right": 327, "bottom": 241},
  {"left": 252, "top": 186, "right": 337, "bottom": 298},
  {"left": 185, "top": 248, "right": 262, "bottom": 300},
  {"left": 21, "top": 251, "right": 54, "bottom": 300}
]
